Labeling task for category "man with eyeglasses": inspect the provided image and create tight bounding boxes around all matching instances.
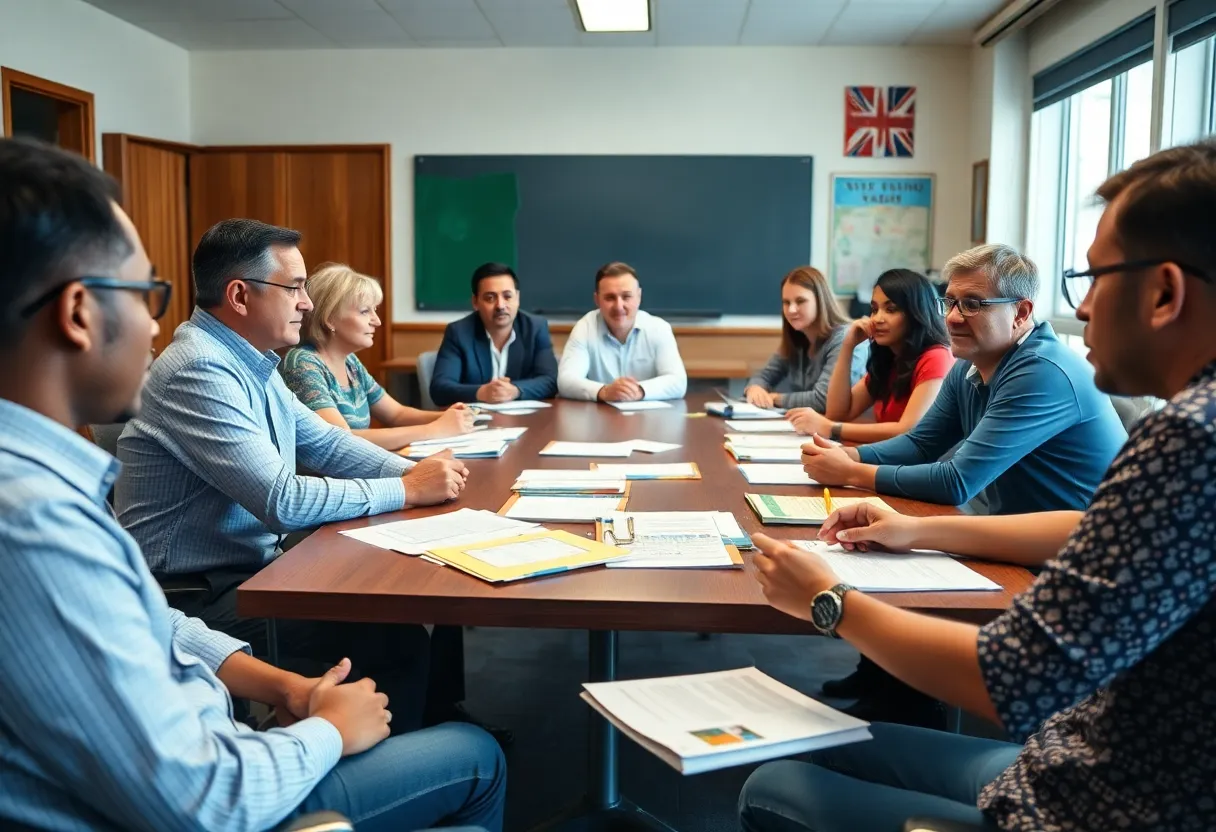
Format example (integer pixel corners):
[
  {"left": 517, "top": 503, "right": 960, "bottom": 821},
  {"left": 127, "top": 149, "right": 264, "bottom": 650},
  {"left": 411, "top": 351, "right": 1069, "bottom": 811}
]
[
  {"left": 801, "top": 243, "right": 1125, "bottom": 516},
  {"left": 0, "top": 139, "right": 506, "bottom": 832},
  {"left": 115, "top": 218, "right": 470, "bottom": 735}
]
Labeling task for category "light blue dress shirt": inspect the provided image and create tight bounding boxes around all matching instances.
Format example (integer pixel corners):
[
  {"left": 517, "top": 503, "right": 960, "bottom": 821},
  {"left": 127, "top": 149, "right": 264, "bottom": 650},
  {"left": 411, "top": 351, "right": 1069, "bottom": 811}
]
[
  {"left": 557, "top": 309, "right": 688, "bottom": 401},
  {"left": 0, "top": 398, "right": 342, "bottom": 832},
  {"left": 116, "top": 308, "right": 412, "bottom": 575}
]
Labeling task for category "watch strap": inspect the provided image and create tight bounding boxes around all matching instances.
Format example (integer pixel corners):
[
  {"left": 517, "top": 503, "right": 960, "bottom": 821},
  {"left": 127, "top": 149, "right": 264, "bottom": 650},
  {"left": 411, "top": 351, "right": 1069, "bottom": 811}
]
[{"left": 830, "top": 422, "right": 843, "bottom": 441}]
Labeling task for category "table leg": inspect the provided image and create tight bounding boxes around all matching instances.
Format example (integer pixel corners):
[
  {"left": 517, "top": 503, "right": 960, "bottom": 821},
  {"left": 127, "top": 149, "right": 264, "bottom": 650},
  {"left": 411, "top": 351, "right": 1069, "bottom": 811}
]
[{"left": 528, "top": 630, "right": 679, "bottom": 832}]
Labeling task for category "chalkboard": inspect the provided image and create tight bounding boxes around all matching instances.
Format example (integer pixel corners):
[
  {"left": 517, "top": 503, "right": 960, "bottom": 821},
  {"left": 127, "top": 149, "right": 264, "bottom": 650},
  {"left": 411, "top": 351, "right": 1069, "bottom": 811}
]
[{"left": 414, "top": 155, "right": 813, "bottom": 316}]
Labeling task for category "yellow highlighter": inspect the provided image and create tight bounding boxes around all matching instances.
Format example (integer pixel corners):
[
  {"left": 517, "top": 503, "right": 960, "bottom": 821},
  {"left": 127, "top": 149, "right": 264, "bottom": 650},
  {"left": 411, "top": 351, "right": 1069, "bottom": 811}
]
[{"left": 823, "top": 487, "right": 833, "bottom": 515}]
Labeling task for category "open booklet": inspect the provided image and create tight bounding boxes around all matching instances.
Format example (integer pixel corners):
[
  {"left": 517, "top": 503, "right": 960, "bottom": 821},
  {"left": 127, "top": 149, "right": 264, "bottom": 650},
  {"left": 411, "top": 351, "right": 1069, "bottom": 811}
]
[{"left": 581, "top": 667, "right": 871, "bottom": 775}]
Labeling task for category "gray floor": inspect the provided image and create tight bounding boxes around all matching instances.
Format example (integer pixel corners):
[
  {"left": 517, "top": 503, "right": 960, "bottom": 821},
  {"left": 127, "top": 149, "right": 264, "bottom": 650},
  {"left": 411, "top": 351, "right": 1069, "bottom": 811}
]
[{"left": 460, "top": 626, "right": 864, "bottom": 832}]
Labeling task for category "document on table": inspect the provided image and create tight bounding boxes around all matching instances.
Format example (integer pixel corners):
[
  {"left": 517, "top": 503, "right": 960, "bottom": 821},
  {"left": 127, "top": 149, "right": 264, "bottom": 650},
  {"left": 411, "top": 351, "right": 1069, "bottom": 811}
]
[
  {"left": 472, "top": 401, "right": 553, "bottom": 412},
  {"left": 590, "top": 462, "right": 701, "bottom": 480},
  {"left": 539, "top": 441, "right": 635, "bottom": 457},
  {"left": 608, "top": 401, "right": 672, "bottom": 411},
  {"left": 339, "top": 508, "right": 540, "bottom": 555},
  {"left": 426, "top": 529, "right": 627, "bottom": 583},
  {"left": 726, "top": 445, "right": 804, "bottom": 463},
  {"left": 705, "top": 401, "right": 785, "bottom": 419},
  {"left": 725, "top": 420, "right": 796, "bottom": 433},
  {"left": 790, "top": 540, "right": 1000, "bottom": 592},
  {"left": 712, "top": 511, "right": 753, "bottom": 549},
  {"left": 629, "top": 440, "right": 682, "bottom": 454},
  {"left": 738, "top": 464, "right": 817, "bottom": 485},
  {"left": 725, "top": 433, "right": 813, "bottom": 447},
  {"left": 581, "top": 667, "right": 871, "bottom": 775},
  {"left": 405, "top": 440, "right": 507, "bottom": 459},
  {"left": 601, "top": 511, "right": 739, "bottom": 569},
  {"left": 745, "top": 493, "right": 896, "bottom": 525},
  {"left": 516, "top": 469, "right": 608, "bottom": 481},
  {"left": 512, "top": 477, "right": 627, "bottom": 495},
  {"left": 500, "top": 494, "right": 628, "bottom": 522},
  {"left": 409, "top": 426, "right": 527, "bottom": 447}
]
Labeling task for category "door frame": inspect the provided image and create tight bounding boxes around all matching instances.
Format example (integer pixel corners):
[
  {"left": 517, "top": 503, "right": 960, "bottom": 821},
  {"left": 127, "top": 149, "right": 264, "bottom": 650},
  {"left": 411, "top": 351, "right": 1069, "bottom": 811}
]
[{"left": 2, "top": 67, "right": 96, "bottom": 162}]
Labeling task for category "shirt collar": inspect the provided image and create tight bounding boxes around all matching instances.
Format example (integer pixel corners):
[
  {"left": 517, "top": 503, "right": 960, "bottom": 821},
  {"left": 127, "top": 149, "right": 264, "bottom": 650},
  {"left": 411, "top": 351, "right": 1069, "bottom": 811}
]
[
  {"left": 966, "top": 321, "right": 1041, "bottom": 383},
  {"left": 597, "top": 310, "right": 641, "bottom": 345},
  {"left": 190, "top": 307, "right": 281, "bottom": 383},
  {"left": 485, "top": 328, "right": 517, "bottom": 353},
  {"left": 0, "top": 399, "right": 119, "bottom": 506}
]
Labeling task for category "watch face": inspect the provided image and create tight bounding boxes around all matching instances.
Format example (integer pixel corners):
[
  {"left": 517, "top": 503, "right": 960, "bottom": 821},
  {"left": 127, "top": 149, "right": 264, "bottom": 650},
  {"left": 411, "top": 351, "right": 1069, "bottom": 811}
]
[{"left": 812, "top": 593, "right": 841, "bottom": 631}]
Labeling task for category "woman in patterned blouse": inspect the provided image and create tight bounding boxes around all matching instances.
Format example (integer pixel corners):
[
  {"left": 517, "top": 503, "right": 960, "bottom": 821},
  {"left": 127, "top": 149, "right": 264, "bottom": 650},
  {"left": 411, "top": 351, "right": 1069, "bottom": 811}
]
[
  {"left": 281, "top": 264, "right": 476, "bottom": 451},
  {"left": 740, "top": 140, "right": 1216, "bottom": 832}
]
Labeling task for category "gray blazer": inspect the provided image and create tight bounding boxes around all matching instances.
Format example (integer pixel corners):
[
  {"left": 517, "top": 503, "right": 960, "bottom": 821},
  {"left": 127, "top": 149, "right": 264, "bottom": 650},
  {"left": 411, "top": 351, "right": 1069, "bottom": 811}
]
[{"left": 747, "top": 325, "right": 869, "bottom": 411}]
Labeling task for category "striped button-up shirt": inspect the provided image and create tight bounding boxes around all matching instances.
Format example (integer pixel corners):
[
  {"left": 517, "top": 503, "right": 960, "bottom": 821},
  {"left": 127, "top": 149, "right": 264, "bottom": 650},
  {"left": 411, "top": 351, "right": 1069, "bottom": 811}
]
[
  {"left": 117, "top": 308, "right": 412, "bottom": 575},
  {"left": 0, "top": 399, "right": 342, "bottom": 832}
]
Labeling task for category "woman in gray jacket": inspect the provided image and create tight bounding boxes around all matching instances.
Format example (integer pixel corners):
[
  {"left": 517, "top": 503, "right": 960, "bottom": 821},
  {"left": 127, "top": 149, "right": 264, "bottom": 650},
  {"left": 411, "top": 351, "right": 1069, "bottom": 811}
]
[{"left": 744, "top": 266, "right": 868, "bottom": 411}]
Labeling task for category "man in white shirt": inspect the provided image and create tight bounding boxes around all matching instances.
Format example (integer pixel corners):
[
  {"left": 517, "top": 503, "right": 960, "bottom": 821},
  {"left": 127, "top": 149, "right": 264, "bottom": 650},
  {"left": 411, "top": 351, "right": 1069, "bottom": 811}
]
[{"left": 557, "top": 262, "right": 688, "bottom": 402}]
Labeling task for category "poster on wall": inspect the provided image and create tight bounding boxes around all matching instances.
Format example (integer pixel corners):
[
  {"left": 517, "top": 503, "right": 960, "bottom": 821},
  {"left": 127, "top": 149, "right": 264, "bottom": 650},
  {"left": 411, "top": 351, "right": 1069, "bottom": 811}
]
[
  {"left": 844, "top": 86, "right": 916, "bottom": 158},
  {"left": 829, "top": 174, "right": 934, "bottom": 295}
]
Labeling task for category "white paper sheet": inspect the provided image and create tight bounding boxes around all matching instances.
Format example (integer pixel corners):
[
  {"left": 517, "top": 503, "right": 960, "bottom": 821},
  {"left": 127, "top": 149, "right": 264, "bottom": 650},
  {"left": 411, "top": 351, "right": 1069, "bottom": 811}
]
[
  {"left": 725, "top": 420, "right": 797, "bottom": 433},
  {"left": 539, "top": 441, "right": 635, "bottom": 458},
  {"left": 503, "top": 495, "right": 626, "bottom": 522},
  {"left": 712, "top": 512, "right": 746, "bottom": 540},
  {"left": 738, "top": 464, "right": 817, "bottom": 485},
  {"left": 406, "top": 441, "right": 506, "bottom": 459},
  {"left": 706, "top": 401, "right": 785, "bottom": 419},
  {"left": 728, "top": 446, "right": 804, "bottom": 462},
  {"left": 409, "top": 426, "right": 526, "bottom": 447},
  {"left": 516, "top": 469, "right": 607, "bottom": 481},
  {"left": 592, "top": 463, "right": 699, "bottom": 479},
  {"left": 513, "top": 478, "right": 627, "bottom": 494},
  {"left": 790, "top": 540, "right": 1001, "bottom": 592},
  {"left": 603, "top": 511, "right": 735, "bottom": 568},
  {"left": 608, "top": 401, "right": 672, "bottom": 411},
  {"left": 629, "top": 440, "right": 682, "bottom": 454},
  {"left": 469, "top": 536, "right": 585, "bottom": 568},
  {"left": 339, "top": 508, "right": 540, "bottom": 555},
  {"left": 725, "top": 434, "right": 813, "bottom": 447},
  {"left": 472, "top": 401, "right": 553, "bottom": 412}
]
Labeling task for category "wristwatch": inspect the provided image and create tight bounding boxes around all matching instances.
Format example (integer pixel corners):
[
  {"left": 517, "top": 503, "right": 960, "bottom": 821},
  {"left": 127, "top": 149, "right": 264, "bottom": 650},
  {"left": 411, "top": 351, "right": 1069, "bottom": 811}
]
[
  {"left": 830, "top": 423, "right": 843, "bottom": 442},
  {"left": 810, "top": 583, "right": 855, "bottom": 638}
]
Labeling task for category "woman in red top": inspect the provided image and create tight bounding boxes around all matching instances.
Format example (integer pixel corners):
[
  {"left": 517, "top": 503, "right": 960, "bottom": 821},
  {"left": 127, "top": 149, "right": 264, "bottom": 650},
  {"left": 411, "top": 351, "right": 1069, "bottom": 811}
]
[{"left": 788, "top": 269, "right": 952, "bottom": 441}]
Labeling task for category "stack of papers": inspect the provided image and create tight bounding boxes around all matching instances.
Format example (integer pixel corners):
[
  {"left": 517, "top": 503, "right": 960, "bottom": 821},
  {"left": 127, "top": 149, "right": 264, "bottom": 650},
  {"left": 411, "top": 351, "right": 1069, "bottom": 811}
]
[
  {"left": 713, "top": 511, "right": 754, "bottom": 550},
  {"left": 745, "top": 493, "right": 895, "bottom": 525},
  {"left": 512, "top": 470, "right": 628, "bottom": 496},
  {"left": 540, "top": 441, "right": 635, "bottom": 458},
  {"left": 725, "top": 444, "right": 804, "bottom": 463},
  {"left": 339, "top": 508, "right": 540, "bottom": 555},
  {"left": 500, "top": 494, "right": 629, "bottom": 523},
  {"left": 581, "top": 667, "right": 870, "bottom": 774},
  {"left": 599, "top": 511, "right": 741, "bottom": 569},
  {"left": 590, "top": 462, "right": 701, "bottom": 480},
  {"left": 705, "top": 401, "right": 784, "bottom": 419},
  {"left": 791, "top": 540, "right": 1001, "bottom": 592},
  {"left": 407, "top": 441, "right": 508, "bottom": 459},
  {"left": 607, "top": 401, "right": 672, "bottom": 411},
  {"left": 724, "top": 419, "right": 797, "bottom": 433},
  {"left": 725, "top": 433, "right": 811, "bottom": 447},
  {"left": 738, "top": 464, "right": 817, "bottom": 485},
  {"left": 427, "top": 528, "right": 627, "bottom": 583},
  {"left": 472, "top": 400, "right": 552, "bottom": 413}
]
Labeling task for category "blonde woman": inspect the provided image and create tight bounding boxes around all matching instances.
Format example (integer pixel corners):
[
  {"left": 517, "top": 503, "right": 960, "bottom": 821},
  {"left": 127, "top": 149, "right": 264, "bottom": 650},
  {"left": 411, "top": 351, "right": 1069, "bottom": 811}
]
[
  {"left": 281, "top": 264, "right": 476, "bottom": 451},
  {"left": 744, "top": 267, "right": 868, "bottom": 410}
]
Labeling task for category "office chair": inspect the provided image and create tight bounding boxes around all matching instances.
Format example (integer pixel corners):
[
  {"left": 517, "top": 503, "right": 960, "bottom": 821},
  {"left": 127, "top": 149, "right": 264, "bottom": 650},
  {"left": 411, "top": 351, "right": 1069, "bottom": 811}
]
[{"left": 417, "top": 350, "right": 439, "bottom": 410}]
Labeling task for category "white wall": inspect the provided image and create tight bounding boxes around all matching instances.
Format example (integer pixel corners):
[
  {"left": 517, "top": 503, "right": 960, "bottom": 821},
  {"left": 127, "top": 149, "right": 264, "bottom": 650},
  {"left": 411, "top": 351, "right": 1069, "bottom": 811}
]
[
  {"left": 0, "top": 0, "right": 191, "bottom": 154},
  {"left": 190, "top": 46, "right": 974, "bottom": 321},
  {"left": 1028, "top": 0, "right": 1156, "bottom": 73}
]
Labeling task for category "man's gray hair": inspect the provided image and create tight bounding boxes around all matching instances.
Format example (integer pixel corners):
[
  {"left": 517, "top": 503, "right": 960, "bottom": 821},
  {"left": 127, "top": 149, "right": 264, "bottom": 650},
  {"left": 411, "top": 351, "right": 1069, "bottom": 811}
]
[{"left": 942, "top": 244, "right": 1039, "bottom": 300}]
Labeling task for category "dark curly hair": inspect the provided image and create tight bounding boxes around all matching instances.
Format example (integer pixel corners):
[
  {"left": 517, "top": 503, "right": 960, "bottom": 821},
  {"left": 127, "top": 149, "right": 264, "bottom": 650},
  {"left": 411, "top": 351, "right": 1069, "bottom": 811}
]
[{"left": 864, "top": 269, "right": 949, "bottom": 404}]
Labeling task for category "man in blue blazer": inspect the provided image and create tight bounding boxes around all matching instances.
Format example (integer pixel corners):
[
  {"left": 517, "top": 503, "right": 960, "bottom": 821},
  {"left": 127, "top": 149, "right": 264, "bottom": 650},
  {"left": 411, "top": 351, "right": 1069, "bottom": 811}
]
[{"left": 430, "top": 262, "right": 559, "bottom": 406}]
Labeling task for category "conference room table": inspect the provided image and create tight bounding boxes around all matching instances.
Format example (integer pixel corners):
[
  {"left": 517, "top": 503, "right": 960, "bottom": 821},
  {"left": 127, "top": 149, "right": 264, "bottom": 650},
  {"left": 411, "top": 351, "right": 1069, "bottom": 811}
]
[{"left": 239, "top": 393, "right": 1034, "bottom": 832}]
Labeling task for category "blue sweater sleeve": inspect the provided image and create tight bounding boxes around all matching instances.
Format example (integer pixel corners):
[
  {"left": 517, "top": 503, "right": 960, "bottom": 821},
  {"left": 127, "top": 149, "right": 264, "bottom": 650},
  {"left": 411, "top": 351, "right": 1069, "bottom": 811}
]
[
  {"left": 513, "top": 324, "right": 558, "bottom": 400},
  {"left": 429, "top": 326, "right": 481, "bottom": 406},
  {"left": 862, "top": 360, "right": 1084, "bottom": 506},
  {"left": 858, "top": 362, "right": 966, "bottom": 468}
]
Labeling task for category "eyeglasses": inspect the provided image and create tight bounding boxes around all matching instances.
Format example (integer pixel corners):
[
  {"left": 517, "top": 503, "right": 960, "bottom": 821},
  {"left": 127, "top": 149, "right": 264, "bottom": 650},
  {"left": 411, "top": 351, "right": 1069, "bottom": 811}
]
[
  {"left": 936, "top": 296, "right": 1021, "bottom": 318},
  {"left": 20, "top": 276, "right": 173, "bottom": 320},
  {"left": 242, "top": 278, "right": 305, "bottom": 297},
  {"left": 1060, "top": 259, "right": 1213, "bottom": 309}
]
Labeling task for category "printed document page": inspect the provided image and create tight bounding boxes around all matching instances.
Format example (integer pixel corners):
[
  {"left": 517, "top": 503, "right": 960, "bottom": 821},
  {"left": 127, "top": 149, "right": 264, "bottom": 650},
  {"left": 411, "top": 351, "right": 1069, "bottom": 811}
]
[
  {"left": 540, "top": 441, "right": 635, "bottom": 457},
  {"left": 503, "top": 495, "right": 626, "bottom": 522},
  {"left": 592, "top": 463, "right": 699, "bottom": 479},
  {"left": 629, "top": 440, "right": 682, "bottom": 454},
  {"left": 725, "top": 434, "right": 812, "bottom": 447},
  {"left": 468, "top": 536, "right": 586, "bottom": 568},
  {"left": 410, "top": 426, "right": 526, "bottom": 447},
  {"left": 729, "top": 446, "right": 804, "bottom": 462},
  {"left": 791, "top": 541, "right": 1000, "bottom": 592},
  {"left": 739, "top": 464, "right": 817, "bottom": 485},
  {"left": 725, "top": 420, "right": 796, "bottom": 433},
  {"left": 603, "top": 511, "right": 735, "bottom": 568},
  {"left": 608, "top": 401, "right": 672, "bottom": 411},
  {"left": 473, "top": 401, "right": 552, "bottom": 411},
  {"left": 340, "top": 508, "right": 539, "bottom": 555}
]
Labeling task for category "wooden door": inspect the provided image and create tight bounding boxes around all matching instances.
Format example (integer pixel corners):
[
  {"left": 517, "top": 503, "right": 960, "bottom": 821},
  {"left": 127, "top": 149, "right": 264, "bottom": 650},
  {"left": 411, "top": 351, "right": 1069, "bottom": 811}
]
[
  {"left": 189, "top": 151, "right": 289, "bottom": 241},
  {"left": 283, "top": 148, "right": 392, "bottom": 377},
  {"left": 102, "top": 134, "right": 194, "bottom": 355}
]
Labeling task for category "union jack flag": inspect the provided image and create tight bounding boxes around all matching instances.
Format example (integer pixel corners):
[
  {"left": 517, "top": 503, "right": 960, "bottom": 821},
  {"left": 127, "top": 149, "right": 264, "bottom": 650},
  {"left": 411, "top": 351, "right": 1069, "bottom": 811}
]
[{"left": 844, "top": 86, "right": 916, "bottom": 158}]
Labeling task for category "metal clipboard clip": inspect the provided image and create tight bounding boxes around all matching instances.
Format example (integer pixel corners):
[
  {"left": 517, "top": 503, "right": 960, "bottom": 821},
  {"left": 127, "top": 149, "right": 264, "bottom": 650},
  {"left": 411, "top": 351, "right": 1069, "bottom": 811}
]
[{"left": 602, "top": 515, "right": 636, "bottom": 545}]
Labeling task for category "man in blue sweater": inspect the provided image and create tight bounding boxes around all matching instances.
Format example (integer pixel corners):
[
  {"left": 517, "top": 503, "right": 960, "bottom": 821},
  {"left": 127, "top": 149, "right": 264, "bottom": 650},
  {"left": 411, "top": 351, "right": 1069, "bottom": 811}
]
[
  {"left": 801, "top": 244, "right": 1126, "bottom": 515},
  {"left": 430, "top": 263, "right": 558, "bottom": 407}
]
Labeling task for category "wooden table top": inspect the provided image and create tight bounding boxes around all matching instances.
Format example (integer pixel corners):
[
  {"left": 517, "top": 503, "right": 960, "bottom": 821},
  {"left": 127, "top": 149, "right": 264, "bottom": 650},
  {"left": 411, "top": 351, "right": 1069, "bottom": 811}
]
[
  {"left": 381, "top": 356, "right": 757, "bottom": 379},
  {"left": 238, "top": 395, "right": 1033, "bottom": 633}
]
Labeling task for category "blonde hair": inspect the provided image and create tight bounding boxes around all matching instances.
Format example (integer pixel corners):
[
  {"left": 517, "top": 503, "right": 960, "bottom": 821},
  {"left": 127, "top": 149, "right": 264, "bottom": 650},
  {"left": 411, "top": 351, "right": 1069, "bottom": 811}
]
[{"left": 303, "top": 263, "right": 384, "bottom": 346}]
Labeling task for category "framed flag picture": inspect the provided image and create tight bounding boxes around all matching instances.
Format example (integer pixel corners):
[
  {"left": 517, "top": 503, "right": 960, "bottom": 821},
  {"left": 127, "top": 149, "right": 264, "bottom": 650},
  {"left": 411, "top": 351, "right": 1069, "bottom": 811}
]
[{"left": 844, "top": 86, "right": 916, "bottom": 158}]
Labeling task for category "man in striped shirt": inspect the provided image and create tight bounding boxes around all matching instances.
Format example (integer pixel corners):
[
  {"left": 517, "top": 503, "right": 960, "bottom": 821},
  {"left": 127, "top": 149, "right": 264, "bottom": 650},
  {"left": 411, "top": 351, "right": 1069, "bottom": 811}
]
[{"left": 0, "top": 138, "right": 505, "bottom": 831}]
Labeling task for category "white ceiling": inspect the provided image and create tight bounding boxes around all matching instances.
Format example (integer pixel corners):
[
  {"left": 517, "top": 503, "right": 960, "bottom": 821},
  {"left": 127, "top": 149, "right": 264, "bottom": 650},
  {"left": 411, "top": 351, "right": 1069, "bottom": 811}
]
[{"left": 79, "top": 0, "right": 1010, "bottom": 50}]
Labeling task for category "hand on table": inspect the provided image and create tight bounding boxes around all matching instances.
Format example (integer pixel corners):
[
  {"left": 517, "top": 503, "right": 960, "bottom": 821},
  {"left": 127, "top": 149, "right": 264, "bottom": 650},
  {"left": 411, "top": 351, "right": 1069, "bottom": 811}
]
[
  {"left": 751, "top": 533, "right": 842, "bottom": 622},
  {"left": 430, "top": 405, "right": 477, "bottom": 437},
  {"left": 477, "top": 378, "right": 520, "bottom": 404},
  {"left": 403, "top": 450, "right": 469, "bottom": 506},
  {"left": 818, "top": 503, "right": 918, "bottom": 553},
  {"left": 743, "top": 386, "right": 775, "bottom": 409},
  {"left": 598, "top": 377, "right": 644, "bottom": 402},
  {"left": 801, "top": 435, "right": 860, "bottom": 485},
  {"left": 786, "top": 407, "right": 833, "bottom": 436}
]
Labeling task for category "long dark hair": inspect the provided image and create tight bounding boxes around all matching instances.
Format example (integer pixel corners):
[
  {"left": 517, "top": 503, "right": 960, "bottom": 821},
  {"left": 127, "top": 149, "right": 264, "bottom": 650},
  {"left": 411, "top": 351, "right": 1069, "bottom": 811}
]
[
  {"left": 778, "top": 266, "right": 851, "bottom": 359},
  {"left": 865, "top": 269, "right": 949, "bottom": 403}
]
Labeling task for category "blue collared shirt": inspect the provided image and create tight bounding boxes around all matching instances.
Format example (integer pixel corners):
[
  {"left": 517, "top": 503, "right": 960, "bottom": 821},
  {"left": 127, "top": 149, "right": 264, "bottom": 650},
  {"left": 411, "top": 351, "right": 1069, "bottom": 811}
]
[
  {"left": 0, "top": 399, "right": 342, "bottom": 832},
  {"left": 116, "top": 308, "right": 412, "bottom": 575},
  {"left": 557, "top": 309, "right": 688, "bottom": 401}
]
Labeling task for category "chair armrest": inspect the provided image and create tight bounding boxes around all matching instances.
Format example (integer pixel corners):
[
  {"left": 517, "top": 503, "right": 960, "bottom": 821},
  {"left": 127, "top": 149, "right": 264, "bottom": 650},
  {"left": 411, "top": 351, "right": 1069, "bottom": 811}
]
[
  {"left": 273, "top": 811, "right": 354, "bottom": 832},
  {"left": 156, "top": 575, "right": 210, "bottom": 598},
  {"left": 904, "top": 819, "right": 991, "bottom": 832}
]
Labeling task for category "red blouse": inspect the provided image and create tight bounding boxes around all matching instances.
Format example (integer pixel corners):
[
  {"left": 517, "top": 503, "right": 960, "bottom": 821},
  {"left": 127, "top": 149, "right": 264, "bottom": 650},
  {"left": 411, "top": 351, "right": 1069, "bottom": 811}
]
[{"left": 867, "top": 344, "right": 955, "bottom": 423}]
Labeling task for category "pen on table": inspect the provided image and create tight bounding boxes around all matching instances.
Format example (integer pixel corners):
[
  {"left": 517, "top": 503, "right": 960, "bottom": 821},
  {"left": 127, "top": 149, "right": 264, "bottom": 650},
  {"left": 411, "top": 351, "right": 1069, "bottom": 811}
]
[{"left": 823, "top": 487, "right": 833, "bottom": 515}]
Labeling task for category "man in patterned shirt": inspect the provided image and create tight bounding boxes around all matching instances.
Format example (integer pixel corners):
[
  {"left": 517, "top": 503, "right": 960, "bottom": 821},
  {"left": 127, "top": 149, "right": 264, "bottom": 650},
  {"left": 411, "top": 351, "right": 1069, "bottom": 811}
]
[{"left": 739, "top": 140, "right": 1216, "bottom": 831}]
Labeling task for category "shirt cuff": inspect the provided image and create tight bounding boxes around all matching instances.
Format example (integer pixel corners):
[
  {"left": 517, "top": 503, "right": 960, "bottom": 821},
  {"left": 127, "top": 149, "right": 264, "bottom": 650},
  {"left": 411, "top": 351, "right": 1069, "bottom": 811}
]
[
  {"left": 368, "top": 476, "right": 408, "bottom": 512},
  {"left": 281, "top": 716, "right": 344, "bottom": 777},
  {"left": 857, "top": 445, "right": 878, "bottom": 465},
  {"left": 872, "top": 464, "right": 899, "bottom": 495}
]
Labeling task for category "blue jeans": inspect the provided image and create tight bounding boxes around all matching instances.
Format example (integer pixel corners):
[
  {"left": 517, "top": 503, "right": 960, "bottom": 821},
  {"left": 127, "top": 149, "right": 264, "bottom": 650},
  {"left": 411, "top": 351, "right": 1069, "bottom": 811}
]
[
  {"left": 291, "top": 722, "right": 506, "bottom": 832},
  {"left": 739, "top": 722, "right": 1021, "bottom": 832}
]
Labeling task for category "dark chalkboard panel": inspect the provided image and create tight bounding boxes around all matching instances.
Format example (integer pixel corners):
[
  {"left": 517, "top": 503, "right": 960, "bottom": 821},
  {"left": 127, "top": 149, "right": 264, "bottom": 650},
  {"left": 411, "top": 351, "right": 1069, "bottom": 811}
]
[{"left": 414, "top": 155, "right": 813, "bottom": 316}]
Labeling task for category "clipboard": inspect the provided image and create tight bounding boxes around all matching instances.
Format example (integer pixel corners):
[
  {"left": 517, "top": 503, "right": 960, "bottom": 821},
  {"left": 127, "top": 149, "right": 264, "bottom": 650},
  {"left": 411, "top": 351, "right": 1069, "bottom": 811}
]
[
  {"left": 594, "top": 517, "right": 745, "bottom": 568},
  {"left": 426, "top": 529, "right": 628, "bottom": 583}
]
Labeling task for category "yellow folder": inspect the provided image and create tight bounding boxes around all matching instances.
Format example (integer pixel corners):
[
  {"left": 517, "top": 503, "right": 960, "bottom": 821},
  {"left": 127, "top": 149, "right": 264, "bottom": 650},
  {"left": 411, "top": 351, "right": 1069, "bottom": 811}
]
[{"left": 425, "top": 529, "right": 628, "bottom": 583}]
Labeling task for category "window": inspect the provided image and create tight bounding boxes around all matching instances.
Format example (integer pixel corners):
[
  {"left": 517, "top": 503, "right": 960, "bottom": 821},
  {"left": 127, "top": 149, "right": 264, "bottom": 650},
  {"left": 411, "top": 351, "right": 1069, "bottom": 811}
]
[{"left": 1168, "top": 35, "right": 1216, "bottom": 147}]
